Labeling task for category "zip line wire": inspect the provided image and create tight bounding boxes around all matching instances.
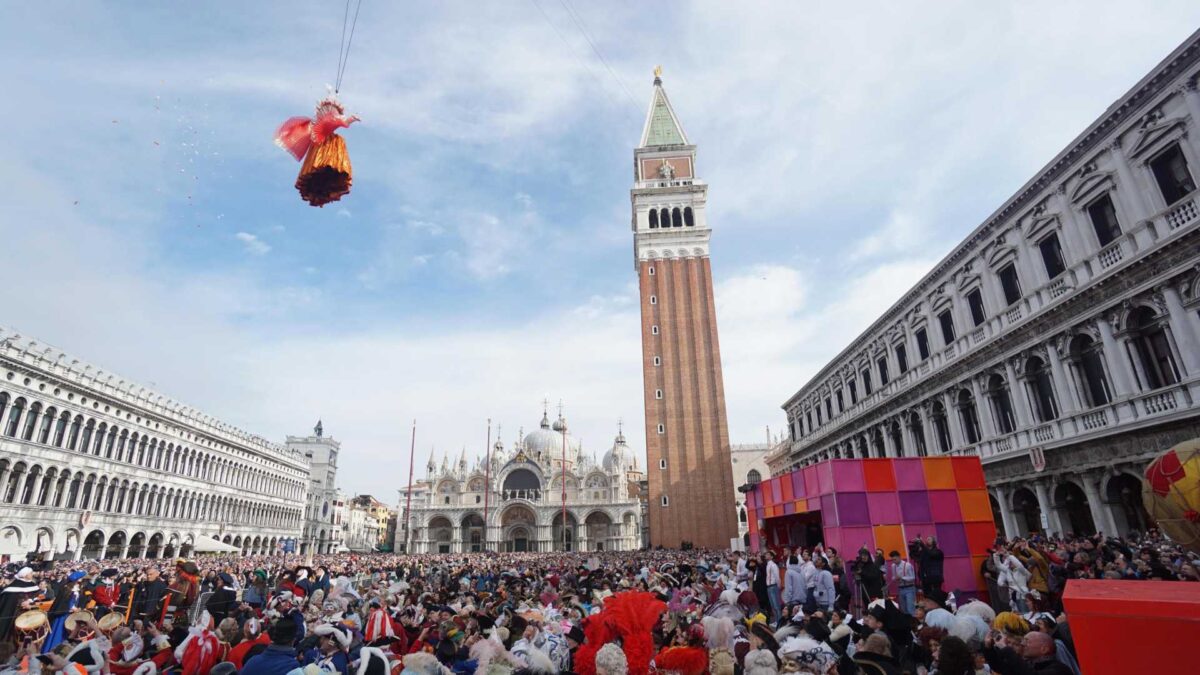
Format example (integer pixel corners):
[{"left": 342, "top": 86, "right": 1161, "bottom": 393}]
[
  {"left": 528, "top": 0, "right": 643, "bottom": 123},
  {"left": 335, "top": 0, "right": 365, "bottom": 92},
  {"left": 557, "top": 0, "right": 642, "bottom": 110}
]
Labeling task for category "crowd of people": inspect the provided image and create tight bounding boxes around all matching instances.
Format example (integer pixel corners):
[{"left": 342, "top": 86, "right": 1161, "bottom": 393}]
[{"left": 0, "top": 529, "right": 1191, "bottom": 675}]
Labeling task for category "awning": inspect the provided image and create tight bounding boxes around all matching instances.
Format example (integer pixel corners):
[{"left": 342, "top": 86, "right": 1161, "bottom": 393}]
[{"left": 191, "top": 536, "right": 240, "bottom": 553}]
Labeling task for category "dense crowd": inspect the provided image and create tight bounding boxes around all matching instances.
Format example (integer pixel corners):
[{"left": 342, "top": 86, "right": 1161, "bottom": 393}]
[{"left": 0, "top": 530, "right": 1192, "bottom": 675}]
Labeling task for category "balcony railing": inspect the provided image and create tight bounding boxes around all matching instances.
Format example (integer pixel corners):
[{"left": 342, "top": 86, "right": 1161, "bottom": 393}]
[{"left": 1165, "top": 196, "right": 1198, "bottom": 230}]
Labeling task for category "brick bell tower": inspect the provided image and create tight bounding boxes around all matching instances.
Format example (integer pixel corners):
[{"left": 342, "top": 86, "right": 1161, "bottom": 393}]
[{"left": 632, "top": 68, "right": 737, "bottom": 550}]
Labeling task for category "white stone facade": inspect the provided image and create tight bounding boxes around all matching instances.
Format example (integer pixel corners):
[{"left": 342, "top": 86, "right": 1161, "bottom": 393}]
[
  {"left": 404, "top": 408, "right": 643, "bottom": 553},
  {"left": 0, "top": 328, "right": 308, "bottom": 561},
  {"left": 730, "top": 442, "right": 775, "bottom": 548},
  {"left": 288, "top": 431, "right": 345, "bottom": 554},
  {"left": 771, "top": 33, "right": 1200, "bottom": 540}
]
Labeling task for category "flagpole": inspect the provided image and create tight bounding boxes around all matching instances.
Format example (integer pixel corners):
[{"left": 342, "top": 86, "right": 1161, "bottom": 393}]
[
  {"left": 404, "top": 419, "right": 416, "bottom": 554},
  {"left": 561, "top": 412, "right": 567, "bottom": 552},
  {"left": 483, "top": 418, "right": 491, "bottom": 552}
]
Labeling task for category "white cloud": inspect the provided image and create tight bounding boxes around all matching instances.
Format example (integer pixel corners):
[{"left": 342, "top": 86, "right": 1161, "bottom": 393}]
[{"left": 234, "top": 232, "right": 271, "bottom": 255}]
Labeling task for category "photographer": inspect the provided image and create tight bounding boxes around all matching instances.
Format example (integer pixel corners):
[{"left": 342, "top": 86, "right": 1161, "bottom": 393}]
[
  {"left": 852, "top": 547, "right": 884, "bottom": 602},
  {"left": 911, "top": 536, "right": 944, "bottom": 602}
]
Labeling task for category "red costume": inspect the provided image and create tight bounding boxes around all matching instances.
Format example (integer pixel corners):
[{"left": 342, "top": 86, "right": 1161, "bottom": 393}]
[
  {"left": 227, "top": 633, "right": 270, "bottom": 669},
  {"left": 275, "top": 95, "right": 359, "bottom": 207}
]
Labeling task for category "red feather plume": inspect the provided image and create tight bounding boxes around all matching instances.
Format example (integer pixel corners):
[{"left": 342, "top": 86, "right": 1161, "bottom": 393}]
[
  {"left": 603, "top": 591, "right": 666, "bottom": 675},
  {"left": 573, "top": 614, "right": 617, "bottom": 675},
  {"left": 653, "top": 646, "right": 709, "bottom": 675}
]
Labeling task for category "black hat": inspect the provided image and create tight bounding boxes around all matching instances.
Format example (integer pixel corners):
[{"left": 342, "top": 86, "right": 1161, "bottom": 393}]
[
  {"left": 566, "top": 625, "right": 585, "bottom": 644},
  {"left": 100, "top": 568, "right": 119, "bottom": 579}
]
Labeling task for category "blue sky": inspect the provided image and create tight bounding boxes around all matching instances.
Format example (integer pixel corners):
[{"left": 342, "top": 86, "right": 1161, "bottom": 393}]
[{"left": 4, "top": 1, "right": 1200, "bottom": 501}]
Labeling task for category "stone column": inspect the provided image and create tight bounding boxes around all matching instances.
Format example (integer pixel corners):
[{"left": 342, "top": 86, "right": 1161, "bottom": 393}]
[
  {"left": 73, "top": 546, "right": 83, "bottom": 561},
  {"left": 119, "top": 543, "right": 129, "bottom": 559},
  {"left": 1047, "top": 338, "right": 1079, "bottom": 415},
  {"left": 1096, "top": 317, "right": 1135, "bottom": 397},
  {"left": 92, "top": 482, "right": 107, "bottom": 512},
  {"left": 881, "top": 424, "right": 897, "bottom": 458},
  {"left": 1160, "top": 285, "right": 1200, "bottom": 376},
  {"left": 942, "top": 392, "right": 965, "bottom": 449},
  {"left": 992, "top": 486, "right": 1020, "bottom": 539},
  {"left": 1004, "top": 360, "right": 1033, "bottom": 429},
  {"left": 1108, "top": 139, "right": 1152, "bottom": 225},
  {"left": 1033, "top": 481, "right": 1059, "bottom": 536},
  {"left": 44, "top": 477, "right": 60, "bottom": 509},
  {"left": 970, "top": 377, "right": 996, "bottom": 438},
  {"left": 1182, "top": 79, "right": 1200, "bottom": 133},
  {"left": 920, "top": 409, "right": 937, "bottom": 457},
  {"left": 137, "top": 544, "right": 148, "bottom": 558},
  {"left": 1081, "top": 474, "right": 1118, "bottom": 536}
]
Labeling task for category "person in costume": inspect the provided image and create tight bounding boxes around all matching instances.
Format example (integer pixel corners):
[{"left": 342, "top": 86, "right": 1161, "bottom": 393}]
[
  {"left": 227, "top": 618, "right": 270, "bottom": 669},
  {"left": 204, "top": 574, "right": 237, "bottom": 626},
  {"left": 0, "top": 568, "right": 42, "bottom": 642},
  {"left": 274, "top": 93, "right": 360, "bottom": 207},
  {"left": 91, "top": 570, "right": 120, "bottom": 619},
  {"left": 304, "top": 624, "right": 350, "bottom": 675},
  {"left": 44, "top": 571, "right": 86, "bottom": 653},
  {"left": 106, "top": 626, "right": 144, "bottom": 675},
  {"left": 174, "top": 611, "right": 221, "bottom": 675},
  {"left": 164, "top": 561, "right": 199, "bottom": 624}
]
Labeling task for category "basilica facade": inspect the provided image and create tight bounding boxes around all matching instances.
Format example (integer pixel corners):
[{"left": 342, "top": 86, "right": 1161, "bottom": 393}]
[{"left": 403, "top": 407, "right": 643, "bottom": 553}]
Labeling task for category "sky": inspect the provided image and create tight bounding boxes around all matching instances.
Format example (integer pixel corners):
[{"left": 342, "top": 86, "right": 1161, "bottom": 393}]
[{"left": 3, "top": 2, "right": 1199, "bottom": 503}]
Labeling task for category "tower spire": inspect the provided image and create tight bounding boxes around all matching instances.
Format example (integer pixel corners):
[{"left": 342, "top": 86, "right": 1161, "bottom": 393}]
[{"left": 639, "top": 66, "right": 688, "bottom": 149}]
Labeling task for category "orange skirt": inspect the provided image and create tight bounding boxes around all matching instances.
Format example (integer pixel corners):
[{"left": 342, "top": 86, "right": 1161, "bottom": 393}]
[{"left": 296, "top": 134, "right": 352, "bottom": 207}]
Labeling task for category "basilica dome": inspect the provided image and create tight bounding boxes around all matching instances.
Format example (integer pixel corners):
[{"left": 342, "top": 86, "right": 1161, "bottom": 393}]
[
  {"left": 522, "top": 410, "right": 582, "bottom": 461},
  {"left": 603, "top": 428, "right": 630, "bottom": 472}
]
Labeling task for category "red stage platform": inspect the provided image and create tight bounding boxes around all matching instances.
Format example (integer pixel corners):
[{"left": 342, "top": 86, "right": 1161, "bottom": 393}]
[{"left": 1063, "top": 579, "right": 1200, "bottom": 673}]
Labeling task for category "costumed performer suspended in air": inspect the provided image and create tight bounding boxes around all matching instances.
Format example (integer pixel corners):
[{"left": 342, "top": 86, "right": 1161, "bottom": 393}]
[{"left": 275, "top": 90, "right": 360, "bottom": 207}]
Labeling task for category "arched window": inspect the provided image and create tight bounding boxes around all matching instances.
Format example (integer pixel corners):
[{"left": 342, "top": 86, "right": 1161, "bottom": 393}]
[
  {"left": 957, "top": 390, "right": 981, "bottom": 445},
  {"left": 747, "top": 470, "right": 761, "bottom": 485},
  {"left": 931, "top": 401, "right": 952, "bottom": 454},
  {"left": 0, "top": 394, "right": 7, "bottom": 427},
  {"left": 671, "top": 207, "right": 682, "bottom": 227},
  {"left": 79, "top": 420, "right": 95, "bottom": 454},
  {"left": 67, "top": 416, "right": 83, "bottom": 450},
  {"left": 908, "top": 413, "right": 928, "bottom": 457},
  {"left": 1128, "top": 307, "right": 1180, "bottom": 389},
  {"left": 684, "top": 207, "right": 694, "bottom": 227},
  {"left": 660, "top": 208, "right": 670, "bottom": 229},
  {"left": 1070, "top": 335, "right": 1110, "bottom": 407},
  {"left": 37, "top": 407, "right": 56, "bottom": 445},
  {"left": 648, "top": 210, "right": 658, "bottom": 229},
  {"left": 22, "top": 402, "right": 41, "bottom": 441},
  {"left": 53, "top": 412, "right": 69, "bottom": 447},
  {"left": 4, "top": 397, "right": 24, "bottom": 437},
  {"left": 986, "top": 374, "right": 1016, "bottom": 435},
  {"left": 1026, "top": 357, "right": 1058, "bottom": 422}
]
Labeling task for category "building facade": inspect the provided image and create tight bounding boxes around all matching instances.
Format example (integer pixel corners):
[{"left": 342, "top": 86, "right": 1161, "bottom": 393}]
[
  {"left": 0, "top": 328, "right": 308, "bottom": 561},
  {"left": 345, "top": 497, "right": 381, "bottom": 552},
  {"left": 632, "top": 71, "right": 739, "bottom": 549},
  {"left": 405, "top": 406, "right": 643, "bottom": 553},
  {"left": 770, "top": 31, "right": 1200, "bottom": 541},
  {"left": 730, "top": 441, "right": 776, "bottom": 548},
  {"left": 347, "top": 494, "right": 391, "bottom": 551},
  {"left": 288, "top": 426, "right": 346, "bottom": 555}
]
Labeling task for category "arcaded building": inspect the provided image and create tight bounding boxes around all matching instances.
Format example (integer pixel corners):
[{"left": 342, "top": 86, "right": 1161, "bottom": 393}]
[{"left": 770, "top": 31, "right": 1200, "bottom": 540}]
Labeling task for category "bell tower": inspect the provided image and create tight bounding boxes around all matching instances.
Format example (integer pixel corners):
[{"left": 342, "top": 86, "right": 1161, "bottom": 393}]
[{"left": 631, "top": 68, "right": 737, "bottom": 549}]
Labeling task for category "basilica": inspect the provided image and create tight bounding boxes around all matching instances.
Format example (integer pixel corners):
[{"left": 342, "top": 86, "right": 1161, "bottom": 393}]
[{"left": 402, "top": 406, "right": 643, "bottom": 553}]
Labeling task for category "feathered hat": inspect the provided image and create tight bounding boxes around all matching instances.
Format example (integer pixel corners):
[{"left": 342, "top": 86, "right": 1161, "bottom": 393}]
[{"left": 67, "top": 640, "right": 106, "bottom": 673}]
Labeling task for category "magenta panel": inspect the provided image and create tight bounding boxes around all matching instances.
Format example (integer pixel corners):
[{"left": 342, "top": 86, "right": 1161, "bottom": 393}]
[
  {"left": 893, "top": 458, "right": 927, "bottom": 490},
  {"left": 820, "top": 494, "right": 838, "bottom": 526},
  {"left": 840, "top": 526, "right": 875, "bottom": 553},
  {"left": 836, "top": 492, "right": 870, "bottom": 526},
  {"left": 929, "top": 490, "right": 962, "bottom": 522},
  {"left": 935, "top": 523, "right": 969, "bottom": 556},
  {"left": 902, "top": 523, "right": 935, "bottom": 543},
  {"left": 783, "top": 501, "right": 796, "bottom": 515},
  {"left": 804, "top": 466, "right": 819, "bottom": 497},
  {"left": 746, "top": 490, "right": 758, "bottom": 509},
  {"left": 832, "top": 460, "right": 865, "bottom": 491},
  {"left": 769, "top": 476, "right": 783, "bottom": 503},
  {"left": 823, "top": 529, "right": 843, "bottom": 555},
  {"left": 816, "top": 462, "right": 834, "bottom": 495},
  {"left": 790, "top": 470, "right": 806, "bottom": 498},
  {"left": 899, "top": 490, "right": 932, "bottom": 522},
  {"left": 867, "top": 492, "right": 901, "bottom": 525},
  {"left": 941, "top": 556, "right": 975, "bottom": 592}
]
